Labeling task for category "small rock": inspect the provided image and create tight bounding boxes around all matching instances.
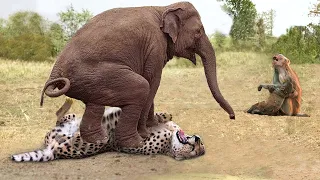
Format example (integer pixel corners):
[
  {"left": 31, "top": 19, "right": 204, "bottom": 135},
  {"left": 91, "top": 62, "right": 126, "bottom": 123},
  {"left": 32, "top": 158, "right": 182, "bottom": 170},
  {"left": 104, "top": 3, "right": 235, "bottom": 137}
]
[{"left": 150, "top": 168, "right": 157, "bottom": 171}]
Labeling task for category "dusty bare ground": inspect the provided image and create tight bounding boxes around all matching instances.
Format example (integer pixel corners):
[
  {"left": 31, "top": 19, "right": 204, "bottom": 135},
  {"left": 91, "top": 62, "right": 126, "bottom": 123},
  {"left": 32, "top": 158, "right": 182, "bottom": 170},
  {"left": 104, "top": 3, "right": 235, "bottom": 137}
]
[{"left": 0, "top": 52, "right": 320, "bottom": 180}]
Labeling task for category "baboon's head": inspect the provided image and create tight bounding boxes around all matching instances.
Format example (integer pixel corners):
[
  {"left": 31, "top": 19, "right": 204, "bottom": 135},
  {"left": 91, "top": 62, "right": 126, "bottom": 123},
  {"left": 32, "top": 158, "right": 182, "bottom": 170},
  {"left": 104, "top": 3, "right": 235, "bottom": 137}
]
[{"left": 272, "top": 54, "right": 290, "bottom": 69}]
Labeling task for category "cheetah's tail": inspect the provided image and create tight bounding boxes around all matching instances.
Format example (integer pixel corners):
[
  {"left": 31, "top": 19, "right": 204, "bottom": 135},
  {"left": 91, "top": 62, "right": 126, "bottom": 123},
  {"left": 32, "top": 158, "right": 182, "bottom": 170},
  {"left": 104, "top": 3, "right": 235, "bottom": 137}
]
[{"left": 11, "top": 147, "right": 54, "bottom": 162}]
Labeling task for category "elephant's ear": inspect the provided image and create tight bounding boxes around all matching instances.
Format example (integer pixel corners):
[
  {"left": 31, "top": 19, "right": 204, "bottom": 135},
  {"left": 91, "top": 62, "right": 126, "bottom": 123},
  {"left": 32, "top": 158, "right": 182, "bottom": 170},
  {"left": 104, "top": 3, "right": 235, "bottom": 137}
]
[{"left": 160, "top": 8, "right": 182, "bottom": 43}]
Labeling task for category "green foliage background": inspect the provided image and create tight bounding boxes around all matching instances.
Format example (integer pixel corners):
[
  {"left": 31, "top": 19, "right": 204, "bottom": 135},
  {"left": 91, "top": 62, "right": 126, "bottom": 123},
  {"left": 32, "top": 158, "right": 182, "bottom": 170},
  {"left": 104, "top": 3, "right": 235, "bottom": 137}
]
[
  {"left": 214, "top": 0, "right": 320, "bottom": 64},
  {"left": 219, "top": 0, "right": 257, "bottom": 42},
  {"left": 271, "top": 25, "right": 320, "bottom": 64},
  {"left": 0, "top": 5, "right": 92, "bottom": 62},
  {"left": 0, "top": 12, "right": 53, "bottom": 61},
  {"left": 0, "top": 1, "right": 319, "bottom": 64}
]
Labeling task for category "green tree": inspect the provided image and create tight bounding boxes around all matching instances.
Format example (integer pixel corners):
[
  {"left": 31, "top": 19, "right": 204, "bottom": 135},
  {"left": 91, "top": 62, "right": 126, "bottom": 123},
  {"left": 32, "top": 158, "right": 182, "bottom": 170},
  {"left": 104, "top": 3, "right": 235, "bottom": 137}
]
[
  {"left": 0, "top": 18, "right": 7, "bottom": 58},
  {"left": 0, "top": 11, "right": 53, "bottom": 61},
  {"left": 270, "top": 1, "right": 320, "bottom": 63},
  {"left": 305, "top": 24, "right": 320, "bottom": 61},
  {"left": 256, "top": 18, "right": 266, "bottom": 48},
  {"left": 212, "top": 30, "right": 227, "bottom": 49},
  {"left": 218, "top": 0, "right": 257, "bottom": 42},
  {"left": 6, "top": 11, "right": 47, "bottom": 37},
  {"left": 310, "top": 0, "right": 320, "bottom": 16},
  {"left": 58, "top": 4, "right": 93, "bottom": 40},
  {"left": 49, "top": 23, "right": 65, "bottom": 56},
  {"left": 259, "top": 9, "right": 275, "bottom": 36},
  {"left": 308, "top": 0, "right": 320, "bottom": 61},
  {"left": 0, "top": 18, "right": 5, "bottom": 33},
  {"left": 272, "top": 25, "right": 320, "bottom": 63},
  {"left": 269, "top": 0, "right": 320, "bottom": 64}
]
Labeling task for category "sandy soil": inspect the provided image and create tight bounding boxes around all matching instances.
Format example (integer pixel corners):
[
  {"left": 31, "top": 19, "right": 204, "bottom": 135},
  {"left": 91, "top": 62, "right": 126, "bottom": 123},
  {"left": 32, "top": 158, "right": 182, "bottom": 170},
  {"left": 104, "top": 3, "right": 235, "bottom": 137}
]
[{"left": 0, "top": 55, "right": 320, "bottom": 180}]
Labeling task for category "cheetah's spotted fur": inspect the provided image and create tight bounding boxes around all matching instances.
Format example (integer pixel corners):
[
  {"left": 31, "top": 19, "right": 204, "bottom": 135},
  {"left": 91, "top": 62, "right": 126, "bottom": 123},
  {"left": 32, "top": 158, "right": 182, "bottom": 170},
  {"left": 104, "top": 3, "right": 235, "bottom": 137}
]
[{"left": 11, "top": 99, "right": 205, "bottom": 162}]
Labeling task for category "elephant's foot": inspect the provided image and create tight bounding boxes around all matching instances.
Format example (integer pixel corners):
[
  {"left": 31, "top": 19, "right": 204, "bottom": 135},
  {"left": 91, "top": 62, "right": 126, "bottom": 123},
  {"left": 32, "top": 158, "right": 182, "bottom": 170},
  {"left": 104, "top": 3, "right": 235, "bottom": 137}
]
[
  {"left": 146, "top": 118, "right": 159, "bottom": 127},
  {"left": 80, "top": 126, "right": 108, "bottom": 143},
  {"left": 138, "top": 125, "right": 151, "bottom": 138},
  {"left": 115, "top": 132, "right": 144, "bottom": 148}
]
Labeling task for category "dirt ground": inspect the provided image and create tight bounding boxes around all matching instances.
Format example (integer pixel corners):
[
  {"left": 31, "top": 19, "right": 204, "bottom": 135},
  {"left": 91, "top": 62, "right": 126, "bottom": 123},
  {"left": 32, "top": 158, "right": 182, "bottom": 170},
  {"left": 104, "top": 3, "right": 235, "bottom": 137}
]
[{"left": 0, "top": 53, "right": 320, "bottom": 180}]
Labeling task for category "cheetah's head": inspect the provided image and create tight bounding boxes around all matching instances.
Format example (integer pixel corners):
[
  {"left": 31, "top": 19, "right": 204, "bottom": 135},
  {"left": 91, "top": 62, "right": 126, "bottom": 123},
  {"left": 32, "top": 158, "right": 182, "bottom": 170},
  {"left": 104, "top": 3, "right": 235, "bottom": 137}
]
[{"left": 169, "top": 123, "right": 205, "bottom": 160}]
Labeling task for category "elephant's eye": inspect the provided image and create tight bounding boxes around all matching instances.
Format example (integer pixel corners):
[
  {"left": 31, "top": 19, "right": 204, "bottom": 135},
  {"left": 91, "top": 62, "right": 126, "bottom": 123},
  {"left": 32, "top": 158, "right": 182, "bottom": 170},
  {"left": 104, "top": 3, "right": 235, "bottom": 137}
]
[
  {"left": 196, "top": 28, "right": 201, "bottom": 33},
  {"left": 195, "top": 28, "right": 202, "bottom": 38},
  {"left": 195, "top": 26, "right": 203, "bottom": 38}
]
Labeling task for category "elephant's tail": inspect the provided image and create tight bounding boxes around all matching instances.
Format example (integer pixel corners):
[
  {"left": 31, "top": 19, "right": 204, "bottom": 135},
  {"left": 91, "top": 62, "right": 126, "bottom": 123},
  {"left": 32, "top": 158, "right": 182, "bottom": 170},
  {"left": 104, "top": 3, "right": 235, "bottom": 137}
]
[{"left": 40, "top": 78, "right": 71, "bottom": 107}]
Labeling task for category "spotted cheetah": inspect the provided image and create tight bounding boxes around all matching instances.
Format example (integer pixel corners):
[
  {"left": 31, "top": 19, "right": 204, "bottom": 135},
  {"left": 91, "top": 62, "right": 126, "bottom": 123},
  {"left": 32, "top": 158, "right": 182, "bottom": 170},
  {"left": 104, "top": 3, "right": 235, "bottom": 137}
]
[{"left": 11, "top": 98, "right": 205, "bottom": 162}]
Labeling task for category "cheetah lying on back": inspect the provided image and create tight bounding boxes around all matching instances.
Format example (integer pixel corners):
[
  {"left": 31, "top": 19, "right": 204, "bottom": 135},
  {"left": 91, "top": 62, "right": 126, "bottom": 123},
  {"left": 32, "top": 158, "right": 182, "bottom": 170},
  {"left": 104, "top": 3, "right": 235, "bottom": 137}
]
[{"left": 12, "top": 99, "right": 205, "bottom": 162}]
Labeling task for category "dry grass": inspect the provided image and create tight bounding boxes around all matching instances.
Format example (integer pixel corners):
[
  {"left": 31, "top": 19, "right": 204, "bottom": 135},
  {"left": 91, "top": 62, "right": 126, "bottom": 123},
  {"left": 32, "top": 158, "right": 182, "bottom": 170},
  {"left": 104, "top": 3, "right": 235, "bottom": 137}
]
[{"left": 0, "top": 52, "right": 320, "bottom": 180}]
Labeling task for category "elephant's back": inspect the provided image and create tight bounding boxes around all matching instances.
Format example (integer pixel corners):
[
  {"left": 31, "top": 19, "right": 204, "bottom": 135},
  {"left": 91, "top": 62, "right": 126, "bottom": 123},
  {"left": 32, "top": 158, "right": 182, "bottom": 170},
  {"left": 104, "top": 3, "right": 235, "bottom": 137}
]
[
  {"left": 58, "top": 6, "right": 163, "bottom": 65},
  {"left": 52, "top": 6, "right": 166, "bottom": 90},
  {"left": 73, "top": 6, "right": 162, "bottom": 42}
]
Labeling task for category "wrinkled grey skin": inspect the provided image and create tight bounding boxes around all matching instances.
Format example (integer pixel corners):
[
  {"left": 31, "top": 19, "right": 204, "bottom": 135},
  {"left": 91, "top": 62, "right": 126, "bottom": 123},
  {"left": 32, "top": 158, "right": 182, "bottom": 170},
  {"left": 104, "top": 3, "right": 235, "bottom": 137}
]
[{"left": 40, "top": 2, "right": 235, "bottom": 148}]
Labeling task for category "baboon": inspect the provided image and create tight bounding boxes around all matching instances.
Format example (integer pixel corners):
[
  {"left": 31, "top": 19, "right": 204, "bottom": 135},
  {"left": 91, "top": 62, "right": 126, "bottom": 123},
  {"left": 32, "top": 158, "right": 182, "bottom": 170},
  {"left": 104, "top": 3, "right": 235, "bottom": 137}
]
[{"left": 247, "top": 54, "right": 308, "bottom": 116}]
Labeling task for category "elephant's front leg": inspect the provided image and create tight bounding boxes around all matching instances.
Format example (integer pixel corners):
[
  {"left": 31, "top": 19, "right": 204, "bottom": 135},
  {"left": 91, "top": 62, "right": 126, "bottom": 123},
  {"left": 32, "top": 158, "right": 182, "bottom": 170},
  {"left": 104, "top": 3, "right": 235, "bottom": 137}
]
[
  {"left": 138, "top": 79, "right": 161, "bottom": 138},
  {"left": 146, "top": 103, "right": 159, "bottom": 127},
  {"left": 139, "top": 102, "right": 160, "bottom": 133}
]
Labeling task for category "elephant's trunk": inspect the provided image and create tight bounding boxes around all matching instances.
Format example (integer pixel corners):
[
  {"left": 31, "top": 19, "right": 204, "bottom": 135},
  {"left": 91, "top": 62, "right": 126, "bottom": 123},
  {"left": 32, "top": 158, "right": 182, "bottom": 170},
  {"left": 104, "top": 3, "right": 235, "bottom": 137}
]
[{"left": 196, "top": 35, "right": 235, "bottom": 119}]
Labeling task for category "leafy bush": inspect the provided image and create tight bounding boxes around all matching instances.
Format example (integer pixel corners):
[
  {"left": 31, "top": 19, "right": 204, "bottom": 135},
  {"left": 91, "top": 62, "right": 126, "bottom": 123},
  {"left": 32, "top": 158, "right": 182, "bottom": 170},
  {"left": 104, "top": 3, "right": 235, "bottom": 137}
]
[
  {"left": 218, "top": 0, "right": 257, "bottom": 42},
  {"left": 210, "top": 31, "right": 227, "bottom": 51},
  {"left": 0, "top": 11, "right": 53, "bottom": 61},
  {"left": 58, "top": 4, "right": 93, "bottom": 40},
  {"left": 166, "top": 56, "right": 203, "bottom": 68},
  {"left": 0, "top": 6, "right": 92, "bottom": 61},
  {"left": 0, "top": 34, "right": 52, "bottom": 61},
  {"left": 49, "top": 23, "right": 65, "bottom": 57},
  {"left": 272, "top": 25, "right": 320, "bottom": 64}
]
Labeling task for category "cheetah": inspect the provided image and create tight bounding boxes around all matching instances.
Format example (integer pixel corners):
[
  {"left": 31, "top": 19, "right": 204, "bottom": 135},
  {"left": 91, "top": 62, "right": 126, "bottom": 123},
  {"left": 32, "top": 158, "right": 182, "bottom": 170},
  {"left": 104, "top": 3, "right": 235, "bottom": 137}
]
[{"left": 11, "top": 98, "right": 205, "bottom": 162}]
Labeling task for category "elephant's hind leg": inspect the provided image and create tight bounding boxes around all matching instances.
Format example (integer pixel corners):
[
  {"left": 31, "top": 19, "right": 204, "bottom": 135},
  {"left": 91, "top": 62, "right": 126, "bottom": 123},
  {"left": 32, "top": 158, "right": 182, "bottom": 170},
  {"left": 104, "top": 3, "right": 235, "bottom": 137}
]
[
  {"left": 106, "top": 69, "right": 150, "bottom": 148},
  {"left": 78, "top": 66, "right": 149, "bottom": 148},
  {"left": 80, "top": 103, "right": 106, "bottom": 143},
  {"left": 116, "top": 105, "right": 145, "bottom": 148}
]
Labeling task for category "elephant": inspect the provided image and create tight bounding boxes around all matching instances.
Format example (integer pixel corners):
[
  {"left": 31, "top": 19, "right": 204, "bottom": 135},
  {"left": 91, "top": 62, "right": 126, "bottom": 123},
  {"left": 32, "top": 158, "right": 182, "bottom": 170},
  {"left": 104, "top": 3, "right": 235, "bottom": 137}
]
[{"left": 40, "top": 2, "right": 235, "bottom": 148}]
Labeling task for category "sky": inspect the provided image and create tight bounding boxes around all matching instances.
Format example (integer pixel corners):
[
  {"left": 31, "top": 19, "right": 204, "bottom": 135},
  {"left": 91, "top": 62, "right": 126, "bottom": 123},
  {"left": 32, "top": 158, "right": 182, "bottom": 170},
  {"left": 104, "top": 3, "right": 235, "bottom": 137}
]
[{"left": 0, "top": 0, "right": 318, "bottom": 37}]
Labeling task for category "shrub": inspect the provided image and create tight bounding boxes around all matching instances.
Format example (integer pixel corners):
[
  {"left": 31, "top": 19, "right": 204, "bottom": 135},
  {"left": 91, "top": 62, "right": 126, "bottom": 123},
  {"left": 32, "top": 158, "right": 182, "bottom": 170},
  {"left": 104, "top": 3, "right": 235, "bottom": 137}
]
[
  {"left": 0, "top": 11, "right": 53, "bottom": 61},
  {"left": 272, "top": 25, "right": 320, "bottom": 64}
]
